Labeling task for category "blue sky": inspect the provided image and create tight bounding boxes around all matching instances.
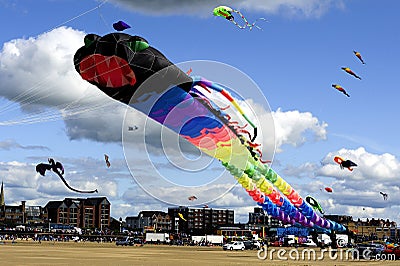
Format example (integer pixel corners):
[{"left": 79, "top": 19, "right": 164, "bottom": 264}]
[{"left": 0, "top": 0, "right": 399, "bottom": 224}]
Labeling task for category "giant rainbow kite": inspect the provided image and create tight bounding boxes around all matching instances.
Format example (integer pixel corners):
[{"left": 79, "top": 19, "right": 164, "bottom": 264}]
[{"left": 74, "top": 33, "right": 346, "bottom": 232}]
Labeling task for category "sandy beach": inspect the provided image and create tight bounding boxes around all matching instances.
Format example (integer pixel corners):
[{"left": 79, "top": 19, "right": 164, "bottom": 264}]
[{"left": 0, "top": 241, "right": 398, "bottom": 266}]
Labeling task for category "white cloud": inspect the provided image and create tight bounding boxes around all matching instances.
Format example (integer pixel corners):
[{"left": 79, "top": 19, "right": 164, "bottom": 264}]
[
  {"left": 282, "top": 162, "right": 319, "bottom": 178},
  {"left": 273, "top": 108, "right": 328, "bottom": 152},
  {"left": 110, "top": 0, "right": 344, "bottom": 18},
  {"left": 0, "top": 139, "right": 49, "bottom": 150},
  {"left": 0, "top": 27, "right": 87, "bottom": 107},
  {"left": 319, "top": 147, "right": 400, "bottom": 182}
]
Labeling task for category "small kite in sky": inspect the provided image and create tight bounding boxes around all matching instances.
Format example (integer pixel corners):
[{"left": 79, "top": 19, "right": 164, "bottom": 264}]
[
  {"left": 128, "top": 126, "right": 138, "bottom": 131},
  {"left": 113, "top": 20, "right": 131, "bottom": 31},
  {"left": 188, "top": 195, "right": 197, "bottom": 201},
  {"left": 36, "top": 158, "right": 98, "bottom": 194},
  {"left": 325, "top": 187, "right": 333, "bottom": 193},
  {"left": 353, "top": 50, "right": 365, "bottom": 64},
  {"left": 334, "top": 156, "right": 358, "bottom": 171},
  {"left": 36, "top": 158, "right": 63, "bottom": 176},
  {"left": 104, "top": 154, "right": 111, "bottom": 168},
  {"left": 305, "top": 195, "right": 325, "bottom": 214},
  {"left": 342, "top": 67, "right": 362, "bottom": 80},
  {"left": 380, "top": 191, "right": 388, "bottom": 200},
  {"left": 332, "top": 84, "right": 350, "bottom": 97},
  {"left": 178, "top": 213, "right": 187, "bottom": 221},
  {"left": 213, "top": 6, "right": 266, "bottom": 30}
]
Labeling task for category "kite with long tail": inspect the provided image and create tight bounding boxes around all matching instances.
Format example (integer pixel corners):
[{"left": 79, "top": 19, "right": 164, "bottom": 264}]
[
  {"left": 74, "top": 32, "right": 345, "bottom": 232},
  {"left": 36, "top": 158, "right": 98, "bottom": 194},
  {"left": 213, "top": 6, "right": 266, "bottom": 30}
]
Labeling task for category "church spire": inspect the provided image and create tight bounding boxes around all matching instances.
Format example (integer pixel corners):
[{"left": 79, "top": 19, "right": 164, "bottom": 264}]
[{"left": 0, "top": 181, "right": 4, "bottom": 206}]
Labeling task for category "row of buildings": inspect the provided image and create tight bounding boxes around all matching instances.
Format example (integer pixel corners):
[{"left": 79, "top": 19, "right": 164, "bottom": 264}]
[
  {"left": 1, "top": 181, "right": 112, "bottom": 229},
  {"left": 125, "top": 206, "right": 235, "bottom": 235},
  {"left": 325, "top": 214, "right": 398, "bottom": 240},
  {"left": 126, "top": 207, "right": 399, "bottom": 240},
  {"left": 1, "top": 182, "right": 399, "bottom": 239},
  {"left": 0, "top": 197, "right": 112, "bottom": 230},
  {"left": 1, "top": 182, "right": 239, "bottom": 234}
]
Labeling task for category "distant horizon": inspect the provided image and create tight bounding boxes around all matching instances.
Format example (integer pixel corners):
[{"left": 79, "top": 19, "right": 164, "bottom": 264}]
[{"left": 1, "top": 186, "right": 398, "bottom": 227}]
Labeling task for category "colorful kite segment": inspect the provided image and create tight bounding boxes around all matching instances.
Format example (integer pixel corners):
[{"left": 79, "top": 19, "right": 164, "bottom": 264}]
[{"left": 74, "top": 32, "right": 346, "bottom": 232}]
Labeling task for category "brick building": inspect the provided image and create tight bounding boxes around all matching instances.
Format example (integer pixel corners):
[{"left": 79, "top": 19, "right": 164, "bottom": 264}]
[
  {"left": 126, "top": 211, "right": 171, "bottom": 232},
  {"left": 325, "top": 215, "right": 398, "bottom": 240},
  {"left": 248, "top": 207, "right": 282, "bottom": 227},
  {"left": 44, "top": 197, "right": 110, "bottom": 229},
  {"left": 0, "top": 200, "right": 26, "bottom": 225},
  {"left": 168, "top": 206, "right": 234, "bottom": 235}
]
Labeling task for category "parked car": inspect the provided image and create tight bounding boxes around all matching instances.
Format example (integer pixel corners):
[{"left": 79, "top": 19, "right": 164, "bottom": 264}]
[
  {"left": 270, "top": 240, "right": 283, "bottom": 247},
  {"left": 223, "top": 241, "right": 245, "bottom": 251},
  {"left": 302, "top": 239, "right": 317, "bottom": 247},
  {"left": 252, "top": 241, "right": 261, "bottom": 250},
  {"left": 317, "top": 234, "right": 332, "bottom": 247},
  {"left": 133, "top": 238, "right": 143, "bottom": 245},
  {"left": 352, "top": 243, "right": 385, "bottom": 259},
  {"left": 116, "top": 237, "right": 134, "bottom": 246},
  {"left": 243, "top": 240, "right": 261, "bottom": 250},
  {"left": 382, "top": 246, "right": 400, "bottom": 259}
]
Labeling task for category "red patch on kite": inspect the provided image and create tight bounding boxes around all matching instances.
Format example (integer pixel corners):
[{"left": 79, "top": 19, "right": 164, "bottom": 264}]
[{"left": 79, "top": 54, "right": 136, "bottom": 88}]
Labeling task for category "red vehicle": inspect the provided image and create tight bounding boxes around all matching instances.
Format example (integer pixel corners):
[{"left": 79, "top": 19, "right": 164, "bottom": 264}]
[
  {"left": 271, "top": 240, "right": 283, "bottom": 247},
  {"left": 382, "top": 246, "right": 400, "bottom": 259}
]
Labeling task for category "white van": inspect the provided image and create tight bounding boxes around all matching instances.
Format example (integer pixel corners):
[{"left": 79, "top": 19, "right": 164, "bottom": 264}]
[{"left": 317, "top": 234, "right": 332, "bottom": 247}]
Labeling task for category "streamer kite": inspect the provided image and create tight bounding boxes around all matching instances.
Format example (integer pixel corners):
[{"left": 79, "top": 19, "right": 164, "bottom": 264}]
[
  {"left": 213, "top": 6, "right": 266, "bottom": 30},
  {"left": 74, "top": 32, "right": 346, "bottom": 232},
  {"left": 36, "top": 158, "right": 98, "bottom": 194}
]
